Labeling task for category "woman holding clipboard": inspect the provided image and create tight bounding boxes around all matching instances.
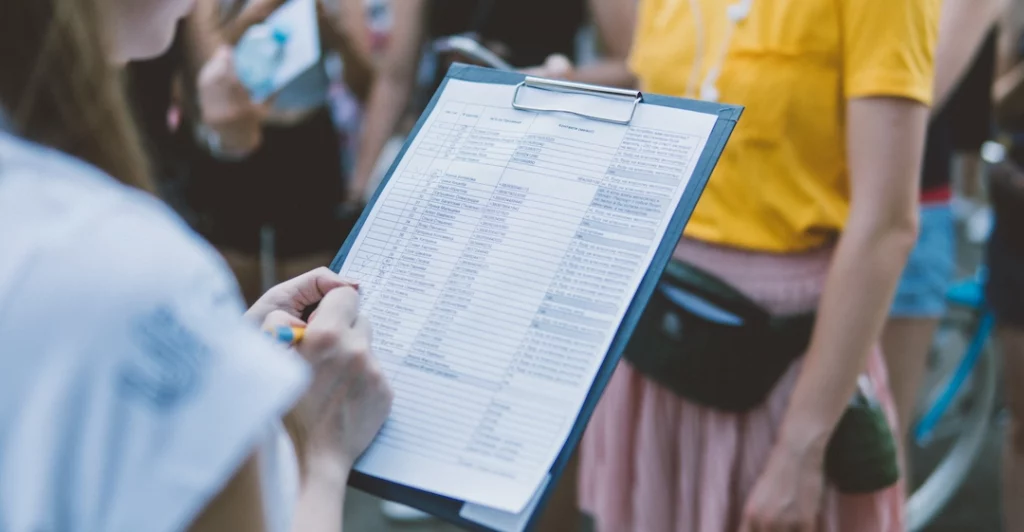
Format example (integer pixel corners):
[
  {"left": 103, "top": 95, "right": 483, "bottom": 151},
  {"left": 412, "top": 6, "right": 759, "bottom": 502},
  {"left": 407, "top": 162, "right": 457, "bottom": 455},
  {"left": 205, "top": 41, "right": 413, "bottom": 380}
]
[
  {"left": 530, "top": 0, "right": 940, "bottom": 530},
  {"left": 0, "top": 0, "right": 391, "bottom": 530}
]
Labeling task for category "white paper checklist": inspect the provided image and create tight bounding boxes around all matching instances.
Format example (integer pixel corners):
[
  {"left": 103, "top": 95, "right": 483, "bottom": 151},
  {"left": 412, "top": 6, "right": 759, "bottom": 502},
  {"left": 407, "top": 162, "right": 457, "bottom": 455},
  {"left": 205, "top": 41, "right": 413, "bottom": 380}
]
[{"left": 339, "top": 79, "right": 718, "bottom": 514}]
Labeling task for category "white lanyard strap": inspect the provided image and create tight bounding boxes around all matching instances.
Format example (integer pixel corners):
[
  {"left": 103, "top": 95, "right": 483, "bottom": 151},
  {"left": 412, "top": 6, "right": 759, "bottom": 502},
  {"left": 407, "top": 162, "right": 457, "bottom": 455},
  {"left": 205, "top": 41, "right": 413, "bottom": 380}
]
[
  {"left": 700, "top": 0, "right": 752, "bottom": 102},
  {"left": 650, "top": 0, "right": 754, "bottom": 101},
  {"left": 686, "top": 0, "right": 705, "bottom": 98}
]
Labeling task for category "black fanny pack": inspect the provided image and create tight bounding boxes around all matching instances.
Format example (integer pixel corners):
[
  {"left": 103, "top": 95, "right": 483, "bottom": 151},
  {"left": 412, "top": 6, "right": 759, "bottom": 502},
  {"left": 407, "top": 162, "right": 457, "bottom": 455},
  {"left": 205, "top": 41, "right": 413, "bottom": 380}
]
[
  {"left": 624, "top": 260, "right": 812, "bottom": 411},
  {"left": 623, "top": 260, "right": 898, "bottom": 493}
]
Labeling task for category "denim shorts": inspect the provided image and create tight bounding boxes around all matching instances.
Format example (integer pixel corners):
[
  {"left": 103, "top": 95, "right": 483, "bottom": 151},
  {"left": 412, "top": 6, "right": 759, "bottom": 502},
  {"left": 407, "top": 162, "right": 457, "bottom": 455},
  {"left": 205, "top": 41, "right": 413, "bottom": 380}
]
[{"left": 890, "top": 203, "right": 956, "bottom": 318}]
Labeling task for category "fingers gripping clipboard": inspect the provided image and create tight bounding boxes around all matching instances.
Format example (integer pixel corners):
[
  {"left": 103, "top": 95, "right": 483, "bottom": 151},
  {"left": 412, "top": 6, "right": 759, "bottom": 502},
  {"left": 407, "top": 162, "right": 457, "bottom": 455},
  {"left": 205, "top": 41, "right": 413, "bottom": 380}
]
[{"left": 328, "top": 64, "right": 742, "bottom": 531}]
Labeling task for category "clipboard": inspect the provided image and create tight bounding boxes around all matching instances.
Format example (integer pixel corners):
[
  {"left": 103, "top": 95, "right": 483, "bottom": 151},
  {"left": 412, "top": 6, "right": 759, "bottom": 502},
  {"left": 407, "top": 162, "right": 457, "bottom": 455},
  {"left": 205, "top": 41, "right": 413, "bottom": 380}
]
[{"left": 328, "top": 63, "right": 742, "bottom": 531}]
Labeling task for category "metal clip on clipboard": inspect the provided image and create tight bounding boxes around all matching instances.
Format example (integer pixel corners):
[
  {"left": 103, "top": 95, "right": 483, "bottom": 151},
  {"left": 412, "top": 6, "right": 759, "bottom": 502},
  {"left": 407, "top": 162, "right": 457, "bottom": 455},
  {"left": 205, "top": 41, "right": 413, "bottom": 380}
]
[{"left": 511, "top": 76, "right": 644, "bottom": 125}]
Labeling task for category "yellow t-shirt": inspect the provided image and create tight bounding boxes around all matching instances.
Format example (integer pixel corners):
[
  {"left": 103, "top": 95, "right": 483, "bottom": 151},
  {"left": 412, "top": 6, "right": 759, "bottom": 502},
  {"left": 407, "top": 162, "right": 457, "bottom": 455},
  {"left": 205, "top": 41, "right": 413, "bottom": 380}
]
[{"left": 631, "top": 0, "right": 940, "bottom": 252}]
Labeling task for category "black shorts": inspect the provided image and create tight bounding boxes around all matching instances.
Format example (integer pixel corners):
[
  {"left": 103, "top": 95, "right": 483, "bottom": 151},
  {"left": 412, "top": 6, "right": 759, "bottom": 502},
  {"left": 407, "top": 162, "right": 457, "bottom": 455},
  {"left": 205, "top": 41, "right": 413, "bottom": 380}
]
[
  {"left": 986, "top": 222, "right": 1024, "bottom": 327},
  {"left": 183, "top": 107, "right": 354, "bottom": 257}
]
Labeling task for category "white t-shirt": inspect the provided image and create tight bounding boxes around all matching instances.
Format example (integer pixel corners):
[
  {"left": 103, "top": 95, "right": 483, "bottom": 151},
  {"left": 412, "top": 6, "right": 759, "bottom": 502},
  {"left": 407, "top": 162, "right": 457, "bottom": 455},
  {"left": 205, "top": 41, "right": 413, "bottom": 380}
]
[{"left": 0, "top": 131, "right": 309, "bottom": 532}]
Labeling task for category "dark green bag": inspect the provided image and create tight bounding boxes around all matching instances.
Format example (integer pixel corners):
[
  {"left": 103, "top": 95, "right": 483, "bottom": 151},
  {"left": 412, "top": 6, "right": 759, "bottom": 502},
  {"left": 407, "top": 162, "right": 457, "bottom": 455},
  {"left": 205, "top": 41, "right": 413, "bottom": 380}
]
[
  {"left": 624, "top": 260, "right": 899, "bottom": 493},
  {"left": 827, "top": 389, "right": 901, "bottom": 493}
]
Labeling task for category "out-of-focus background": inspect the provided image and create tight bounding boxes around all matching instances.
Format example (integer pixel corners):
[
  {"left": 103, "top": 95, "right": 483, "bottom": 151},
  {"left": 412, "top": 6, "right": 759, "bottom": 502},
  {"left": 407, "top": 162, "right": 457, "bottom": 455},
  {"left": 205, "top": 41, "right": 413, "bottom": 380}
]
[{"left": 126, "top": 0, "right": 1023, "bottom": 529}]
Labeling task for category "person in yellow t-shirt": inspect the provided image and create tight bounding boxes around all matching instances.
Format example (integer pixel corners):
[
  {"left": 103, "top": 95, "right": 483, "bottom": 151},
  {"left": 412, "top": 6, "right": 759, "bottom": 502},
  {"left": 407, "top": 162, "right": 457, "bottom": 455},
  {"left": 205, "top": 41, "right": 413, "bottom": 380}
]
[{"left": 528, "top": 0, "right": 939, "bottom": 530}]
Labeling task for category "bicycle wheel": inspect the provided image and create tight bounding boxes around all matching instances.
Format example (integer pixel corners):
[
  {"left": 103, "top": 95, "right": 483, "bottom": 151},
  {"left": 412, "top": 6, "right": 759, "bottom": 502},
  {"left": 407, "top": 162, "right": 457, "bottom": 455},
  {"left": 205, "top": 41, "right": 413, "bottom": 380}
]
[{"left": 907, "top": 307, "right": 997, "bottom": 531}]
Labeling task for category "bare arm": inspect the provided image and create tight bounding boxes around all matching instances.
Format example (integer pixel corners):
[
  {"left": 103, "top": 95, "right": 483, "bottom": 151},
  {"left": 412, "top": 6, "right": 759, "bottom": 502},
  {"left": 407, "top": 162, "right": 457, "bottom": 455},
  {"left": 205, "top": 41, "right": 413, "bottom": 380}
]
[
  {"left": 184, "top": 0, "right": 226, "bottom": 67},
  {"left": 998, "top": 0, "right": 1024, "bottom": 75},
  {"left": 349, "top": 0, "right": 427, "bottom": 203},
  {"left": 571, "top": 0, "right": 637, "bottom": 87},
  {"left": 932, "top": 0, "right": 1004, "bottom": 114},
  {"left": 522, "top": 0, "right": 637, "bottom": 88},
  {"left": 590, "top": 0, "right": 636, "bottom": 58},
  {"left": 777, "top": 97, "right": 927, "bottom": 454},
  {"left": 188, "top": 455, "right": 268, "bottom": 532},
  {"left": 318, "top": 0, "right": 375, "bottom": 102},
  {"left": 995, "top": 62, "right": 1024, "bottom": 119},
  {"left": 996, "top": 59, "right": 1024, "bottom": 123},
  {"left": 187, "top": 415, "right": 357, "bottom": 532},
  {"left": 288, "top": 459, "right": 349, "bottom": 532},
  {"left": 995, "top": 0, "right": 1024, "bottom": 121}
]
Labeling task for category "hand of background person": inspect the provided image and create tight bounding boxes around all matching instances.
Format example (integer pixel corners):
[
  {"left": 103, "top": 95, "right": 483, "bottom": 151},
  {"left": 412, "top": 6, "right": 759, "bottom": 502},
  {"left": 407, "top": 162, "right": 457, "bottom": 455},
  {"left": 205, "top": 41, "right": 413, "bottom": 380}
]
[
  {"left": 245, "top": 267, "right": 358, "bottom": 325},
  {"left": 342, "top": 176, "right": 369, "bottom": 215},
  {"left": 264, "top": 287, "right": 393, "bottom": 480},
  {"left": 340, "top": 197, "right": 367, "bottom": 220},
  {"left": 196, "top": 46, "right": 271, "bottom": 158},
  {"left": 738, "top": 441, "right": 825, "bottom": 532},
  {"left": 521, "top": 54, "right": 575, "bottom": 79}
]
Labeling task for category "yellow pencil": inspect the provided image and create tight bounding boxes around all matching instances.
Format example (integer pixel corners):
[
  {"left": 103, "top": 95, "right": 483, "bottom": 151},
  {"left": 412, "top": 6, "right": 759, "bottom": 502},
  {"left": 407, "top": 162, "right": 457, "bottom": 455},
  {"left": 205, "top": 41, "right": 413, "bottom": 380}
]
[{"left": 265, "top": 325, "right": 306, "bottom": 346}]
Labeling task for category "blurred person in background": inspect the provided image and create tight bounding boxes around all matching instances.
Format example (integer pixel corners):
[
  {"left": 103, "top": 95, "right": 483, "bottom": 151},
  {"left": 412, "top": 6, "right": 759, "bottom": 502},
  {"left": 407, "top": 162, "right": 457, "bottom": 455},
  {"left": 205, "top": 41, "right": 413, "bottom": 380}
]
[
  {"left": 881, "top": 0, "right": 1003, "bottom": 478},
  {"left": 533, "top": 0, "right": 939, "bottom": 530},
  {"left": 988, "top": 1, "right": 1024, "bottom": 528},
  {"left": 326, "top": 0, "right": 394, "bottom": 181},
  {"left": 0, "top": 0, "right": 392, "bottom": 531},
  {"left": 180, "top": 0, "right": 375, "bottom": 305},
  {"left": 349, "top": 0, "right": 637, "bottom": 209}
]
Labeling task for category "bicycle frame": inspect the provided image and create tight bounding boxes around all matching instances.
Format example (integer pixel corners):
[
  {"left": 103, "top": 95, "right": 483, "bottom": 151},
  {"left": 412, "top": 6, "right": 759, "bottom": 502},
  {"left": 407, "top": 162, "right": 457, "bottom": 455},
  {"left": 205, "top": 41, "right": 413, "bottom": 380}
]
[
  {"left": 913, "top": 309, "right": 995, "bottom": 444},
  {"left": 913, "top": 267, "right": 993, "bottom": 444}
]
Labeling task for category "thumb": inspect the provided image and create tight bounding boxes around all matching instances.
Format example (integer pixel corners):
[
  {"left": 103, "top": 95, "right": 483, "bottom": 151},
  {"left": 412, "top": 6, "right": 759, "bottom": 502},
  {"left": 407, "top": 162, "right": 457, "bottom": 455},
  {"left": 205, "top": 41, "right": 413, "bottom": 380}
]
[
  {"left": 307, "top": 286, "right": 360, "bottom": 331},
  {"left": 275, "top": 267, "right": 358, "bottom": 315}
]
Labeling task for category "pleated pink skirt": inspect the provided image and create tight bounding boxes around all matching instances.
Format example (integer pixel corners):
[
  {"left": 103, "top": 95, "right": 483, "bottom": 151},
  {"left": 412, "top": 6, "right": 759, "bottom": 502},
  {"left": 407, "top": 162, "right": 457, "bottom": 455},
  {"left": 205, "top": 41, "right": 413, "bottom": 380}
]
[{"left": 579, "top": 238, "right": 904, "bottom": 532}]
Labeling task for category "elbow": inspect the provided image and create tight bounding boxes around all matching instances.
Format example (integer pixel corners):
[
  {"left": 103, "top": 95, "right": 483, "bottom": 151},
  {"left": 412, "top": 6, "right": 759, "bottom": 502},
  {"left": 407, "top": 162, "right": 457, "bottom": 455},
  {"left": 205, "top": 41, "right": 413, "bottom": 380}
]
[
  {"left": 893, "top": 211, "right": 920, "bottom": 259},
  {"left": 847, "top": 201, "right": 920, "bottom": 261},
  {"left": 873, "top": 207, "right": 920, "bottom": 260}
]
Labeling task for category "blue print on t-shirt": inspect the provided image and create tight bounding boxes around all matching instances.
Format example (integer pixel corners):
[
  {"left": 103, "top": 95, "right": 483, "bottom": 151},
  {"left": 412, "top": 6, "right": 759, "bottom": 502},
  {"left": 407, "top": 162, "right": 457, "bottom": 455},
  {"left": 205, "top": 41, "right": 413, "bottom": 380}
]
[{"left": 120, "top": 305, "right": 209, "bottom": 410}]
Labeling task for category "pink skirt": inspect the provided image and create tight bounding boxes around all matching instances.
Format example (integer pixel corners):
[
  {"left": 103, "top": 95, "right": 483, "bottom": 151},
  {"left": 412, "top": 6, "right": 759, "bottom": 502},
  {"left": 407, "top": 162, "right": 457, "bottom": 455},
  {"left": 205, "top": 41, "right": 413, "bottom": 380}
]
[{"left": 578, "top": 238, "right": 903, "bottom": 532}]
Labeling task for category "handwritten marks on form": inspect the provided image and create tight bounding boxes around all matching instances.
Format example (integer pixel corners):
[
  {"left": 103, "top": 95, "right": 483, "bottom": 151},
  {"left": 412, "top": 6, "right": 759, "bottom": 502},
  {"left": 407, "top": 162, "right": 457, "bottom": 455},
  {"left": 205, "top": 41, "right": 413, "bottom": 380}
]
[{"left": 338, "top": 79, "right": 718, "bottom": 513}]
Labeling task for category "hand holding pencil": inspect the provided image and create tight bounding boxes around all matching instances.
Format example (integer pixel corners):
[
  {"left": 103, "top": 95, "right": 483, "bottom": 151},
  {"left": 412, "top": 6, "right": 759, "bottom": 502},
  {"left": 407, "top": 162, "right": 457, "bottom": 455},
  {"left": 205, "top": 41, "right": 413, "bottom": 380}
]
[
  {"left": 261, "top": 284, "right": 392, "bottom": 480},
  {"left": 245, "top": 266, "right": 359, "bottom": 326}
]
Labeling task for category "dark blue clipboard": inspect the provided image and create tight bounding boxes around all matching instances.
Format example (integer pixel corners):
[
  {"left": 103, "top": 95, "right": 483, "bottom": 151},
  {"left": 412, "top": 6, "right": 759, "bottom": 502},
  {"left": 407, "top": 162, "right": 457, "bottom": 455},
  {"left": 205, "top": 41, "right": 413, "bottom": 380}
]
[{"left": 327, "top": 63, "right": 742, "bottom": 531}]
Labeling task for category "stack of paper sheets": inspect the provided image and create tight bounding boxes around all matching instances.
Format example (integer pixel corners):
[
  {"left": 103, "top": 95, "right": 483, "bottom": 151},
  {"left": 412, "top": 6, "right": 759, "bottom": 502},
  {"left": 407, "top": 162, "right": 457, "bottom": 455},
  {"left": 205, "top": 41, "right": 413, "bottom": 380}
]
[{"left": 337, "top": 77, "right": 721, "bottom": 530}]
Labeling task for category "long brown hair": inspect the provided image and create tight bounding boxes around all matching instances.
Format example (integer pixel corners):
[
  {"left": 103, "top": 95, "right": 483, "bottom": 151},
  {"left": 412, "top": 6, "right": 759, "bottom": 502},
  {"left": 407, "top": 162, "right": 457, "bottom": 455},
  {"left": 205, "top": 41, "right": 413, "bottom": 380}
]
[{"left": 0, "top": 0, "right": 153, "bottom": 191}]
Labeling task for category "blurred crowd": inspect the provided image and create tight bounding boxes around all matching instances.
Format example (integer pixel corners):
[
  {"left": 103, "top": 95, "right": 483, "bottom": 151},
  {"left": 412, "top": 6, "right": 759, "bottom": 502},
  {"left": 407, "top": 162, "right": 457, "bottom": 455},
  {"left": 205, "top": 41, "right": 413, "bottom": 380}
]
[{"left": 4, "top": 0, "right": 1024, "bottom": 531}]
